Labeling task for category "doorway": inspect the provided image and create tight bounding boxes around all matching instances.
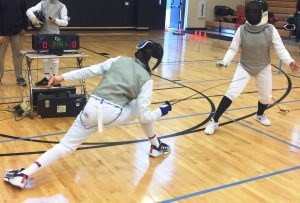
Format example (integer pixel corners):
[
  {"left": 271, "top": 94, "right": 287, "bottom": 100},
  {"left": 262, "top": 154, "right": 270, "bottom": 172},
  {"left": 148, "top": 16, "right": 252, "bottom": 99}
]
[{"left": 166, "top": 0, "right": 186, "bottom": 31}]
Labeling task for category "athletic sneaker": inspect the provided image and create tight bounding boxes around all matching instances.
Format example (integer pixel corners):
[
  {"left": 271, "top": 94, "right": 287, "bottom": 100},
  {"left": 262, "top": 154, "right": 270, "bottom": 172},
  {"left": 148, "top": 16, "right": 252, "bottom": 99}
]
[
  {"left": 4, "top": 168, "right": 28, "bottom": 188},
  {"left": 16, "top": 78, "right": 27, "bottom": 86},
  {"left": 35, "top": 77, "right": 49, "bottom": 86},
  {"left": 255, "top": 114, "right": 271, "bottom": 126},
  {"left": 149, "top": 139, "right": 171, "bottom": 157},
  {"left": 204, "top": 118, "right": 219, "bottom": 135}
]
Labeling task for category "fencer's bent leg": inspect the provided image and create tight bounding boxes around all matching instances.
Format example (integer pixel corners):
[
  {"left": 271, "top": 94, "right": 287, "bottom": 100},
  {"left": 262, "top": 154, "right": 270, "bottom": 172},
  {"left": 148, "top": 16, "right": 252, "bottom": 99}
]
[
  {"left": 255, "top": 65, "right": 272, "bottom": 121},
  {"left": 110, "top": 100, "right": 160, "bottom": 146},
  {"left": 214, "top": 64, "right": 251, "bottom": 121},
  {"left": 43, "top": 59, "right": 51, "bottom": 79},
  {"left": 50, "top": 58, "right": 59, "bottom": 76},
  {"left": 213, "top": 96, "right": 232, "bottom": 122},
  {"left": 109, "top": 100, "right": 138, "bottom": 126},
  {"left": 255, "top": 64, "right": 272, "bottom": 105},
  {"left": 225, "top": 64, "right": 251, "bottom": 101}
]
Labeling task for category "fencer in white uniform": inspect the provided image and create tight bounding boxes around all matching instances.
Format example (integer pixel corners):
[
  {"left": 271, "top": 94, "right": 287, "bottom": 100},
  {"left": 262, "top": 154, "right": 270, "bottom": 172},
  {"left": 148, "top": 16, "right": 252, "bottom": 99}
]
[
  {"left": 4, "top": 40, "right": 172, "bottom": 188},
  {"left": 26, "top": 0, "right": 69, "bottom": 86},
  {"left": 205, "top": 0, "right": 299, "bottom": 135}
]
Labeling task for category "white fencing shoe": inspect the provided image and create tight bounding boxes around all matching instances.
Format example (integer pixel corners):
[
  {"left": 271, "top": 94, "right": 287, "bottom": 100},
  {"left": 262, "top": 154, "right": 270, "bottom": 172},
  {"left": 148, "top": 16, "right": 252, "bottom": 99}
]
[
  {"left": 204, "top": 118, "right": 219, "bottom": 135},
  {"left": 149, "top": 139, "right": 171, "bottom": 158},
  {"left": 255, "top": 114, "right": 271, "bottom": 126},
  {"left": 4, "top": 168, "right": 29, "bottom": 188}
]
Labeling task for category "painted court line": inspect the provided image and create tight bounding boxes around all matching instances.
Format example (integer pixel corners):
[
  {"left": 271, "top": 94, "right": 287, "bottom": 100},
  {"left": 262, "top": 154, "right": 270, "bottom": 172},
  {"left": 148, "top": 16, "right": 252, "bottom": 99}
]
[
  {"left": 159, "top": 165, "right": 300, "bottom": 203},
  {"left": 223, "top": 115, "right": 300, "bottom": 150},
  {"left": 1, "top": 100, "right": 300, "bottom": 143},
  {"left": 159, "top": 109, "right": 300, "bottom": 202}
]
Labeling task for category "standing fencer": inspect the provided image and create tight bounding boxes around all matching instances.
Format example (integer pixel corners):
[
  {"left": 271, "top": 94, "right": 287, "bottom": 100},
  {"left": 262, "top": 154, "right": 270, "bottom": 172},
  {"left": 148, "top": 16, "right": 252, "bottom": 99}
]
[
  {"left": 26, "top": 0, "right": 69, "bottom": 86},
  {"left": 4, "top": 40, "right": 172, "bottom": 188},
  {"left": 205, "top": 0, "right": 299, "bottom": 135}
]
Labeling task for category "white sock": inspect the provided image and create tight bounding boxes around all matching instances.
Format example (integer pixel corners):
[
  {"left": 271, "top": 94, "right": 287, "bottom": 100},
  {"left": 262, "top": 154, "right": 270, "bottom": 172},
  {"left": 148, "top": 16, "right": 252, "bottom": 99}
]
[
  {"left": 52, "top": 58, "right": 59, "bottom": 76},
  {"left": 22, "top": 144, "right": 72, "bottom": 176},
  {"left": 44, "top": 59, "right": 50, "bottom": 79},
  {"left": 149, "top": 135, "right": 160, "bottom": 147},
  {"left": 140, "top": 123, "right": 160, "bottom": 147},
  {"left": 45, "top": 73, "right": 50, "bottom": 80}
]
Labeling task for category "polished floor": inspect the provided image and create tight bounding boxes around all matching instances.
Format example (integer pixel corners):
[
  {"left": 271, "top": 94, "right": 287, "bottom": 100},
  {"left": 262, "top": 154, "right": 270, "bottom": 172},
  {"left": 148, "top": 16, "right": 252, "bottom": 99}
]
[{"left": 0, "top": 30, "right": 300, "bottom": 203}]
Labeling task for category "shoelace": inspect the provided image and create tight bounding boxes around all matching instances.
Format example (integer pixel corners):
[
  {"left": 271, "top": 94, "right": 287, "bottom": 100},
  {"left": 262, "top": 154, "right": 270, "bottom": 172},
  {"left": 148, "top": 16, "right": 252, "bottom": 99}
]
[{"left": 158, "top": 142, "right": 170, "bottom": 151}]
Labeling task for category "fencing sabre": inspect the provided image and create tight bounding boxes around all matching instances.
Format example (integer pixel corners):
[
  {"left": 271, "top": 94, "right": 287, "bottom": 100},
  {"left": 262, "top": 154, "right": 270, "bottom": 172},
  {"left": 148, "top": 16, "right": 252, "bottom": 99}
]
[{"left": 171, "top": 77, "right": 247, "bottom": 105}]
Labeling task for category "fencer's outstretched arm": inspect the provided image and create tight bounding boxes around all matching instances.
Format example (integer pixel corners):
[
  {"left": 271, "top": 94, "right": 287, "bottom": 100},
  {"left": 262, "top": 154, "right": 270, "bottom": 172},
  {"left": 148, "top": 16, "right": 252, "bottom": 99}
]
[
  {"left": 222, "top": 27, "right": 241, "bottom": 67},
  {"left": 137, "top": 80, "right": 168, "bottom": 123},
  {"left": 64, "top": 57, "right": 120, "bottom": 80},
  {"left": 48, "top": 57, "right": 120, "bottom": 86}
]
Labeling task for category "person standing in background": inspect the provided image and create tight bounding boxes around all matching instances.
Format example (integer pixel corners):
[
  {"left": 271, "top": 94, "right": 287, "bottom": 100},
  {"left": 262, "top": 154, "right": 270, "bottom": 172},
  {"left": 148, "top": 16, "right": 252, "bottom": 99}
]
[
  {"left": 0, "top": 0, "right": 28, "bottom": 86},
  {"left": 26, "top": 0, "right": 69, "bottom": 86},
  {"left": 292, "top": 0, "right": 300, "bottom": 41},
  {"left": 204, "top": 0, "right": 299, "bottom": 135}
]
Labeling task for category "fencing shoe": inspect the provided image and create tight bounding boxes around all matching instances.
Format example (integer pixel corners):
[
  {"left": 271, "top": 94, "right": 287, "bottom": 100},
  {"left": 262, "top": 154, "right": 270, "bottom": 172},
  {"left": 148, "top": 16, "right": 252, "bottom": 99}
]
[
  {"left": 149, "top": 139, "right": 170, "bottom": 157},
  {"left": 204, "top": 118, "right": 219, "bottom": 135},
  {"left": 16, "top": 78, "right": 27, "bottom": 86},
  {"left": 4, "top": 168, "right": 29, "bottom": 188},
  {"left": 255, "top": 114, "right": 271, "bottom": 126},
  {"left": 283, "top": 24, "right": 296, "bottom": 31},
  {"left": 35, "top": 77, "right": 49, "bottom": 86}
]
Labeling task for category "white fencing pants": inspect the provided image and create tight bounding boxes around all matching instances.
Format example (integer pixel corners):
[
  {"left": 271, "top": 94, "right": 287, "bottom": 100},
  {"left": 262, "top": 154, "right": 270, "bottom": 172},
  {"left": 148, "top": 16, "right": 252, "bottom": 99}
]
[
  {"left": 59, "top": 97, "right": 155, "bottom": 151},
  {"left": 43, "top": 58, "right": 59, "bottom": 79},
  {"left": 22, "top": 96, "right": 157, "bottom": 176},
  {"left": 225, "top": 63, "right": 272, "bottom": 104}
]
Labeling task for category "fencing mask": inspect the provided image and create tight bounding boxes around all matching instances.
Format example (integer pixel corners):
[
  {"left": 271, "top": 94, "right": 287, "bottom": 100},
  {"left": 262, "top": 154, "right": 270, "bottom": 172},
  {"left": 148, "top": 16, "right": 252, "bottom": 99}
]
[
  {"left": 135, "top": 40, "right": 163, "bottom": 74},
  {"left": 245, "top": 0, "right": 268, "bottom": 26}
]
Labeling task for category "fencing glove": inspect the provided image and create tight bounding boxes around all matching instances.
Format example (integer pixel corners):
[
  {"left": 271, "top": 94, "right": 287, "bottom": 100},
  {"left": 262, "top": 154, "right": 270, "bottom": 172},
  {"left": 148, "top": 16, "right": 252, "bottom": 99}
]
[{"left": 160, "top": 101, "right": 172, "bottom": 116}]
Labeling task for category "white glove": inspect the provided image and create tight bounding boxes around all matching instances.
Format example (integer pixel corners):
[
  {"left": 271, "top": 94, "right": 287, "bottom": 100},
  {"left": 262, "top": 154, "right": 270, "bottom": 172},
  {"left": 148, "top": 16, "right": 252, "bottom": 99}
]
[
  {"left": 216, "top": 61, "right": 227, "bottom": 69},
  {"left": 30, "top": 16, "right": 40, "bottom": 25}
]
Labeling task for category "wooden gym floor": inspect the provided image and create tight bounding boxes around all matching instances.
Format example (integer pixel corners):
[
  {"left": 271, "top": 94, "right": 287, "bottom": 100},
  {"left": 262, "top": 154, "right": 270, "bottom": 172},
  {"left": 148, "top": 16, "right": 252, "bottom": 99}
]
[{"left": 0, "top": 30, "right": 300, "bottom": 203}]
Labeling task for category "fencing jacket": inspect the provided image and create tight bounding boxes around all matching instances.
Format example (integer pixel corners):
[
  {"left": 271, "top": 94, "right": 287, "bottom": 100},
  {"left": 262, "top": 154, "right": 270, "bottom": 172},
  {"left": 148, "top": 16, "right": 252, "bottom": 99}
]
[
  {"left": 222, "top": 23, "right": 294, "bottom": 75},
  {"left": 62, "top": 56, "right": 163, "bottom": 123},
  {"left": 26, "top": 0, "right": 68, "bottom": 34}
]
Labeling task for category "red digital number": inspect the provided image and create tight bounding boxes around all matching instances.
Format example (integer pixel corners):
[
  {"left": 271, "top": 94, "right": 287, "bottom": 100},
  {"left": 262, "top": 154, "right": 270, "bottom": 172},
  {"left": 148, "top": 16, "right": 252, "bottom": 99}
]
[
  {"left": 71, "top": 40, "right": 77, "bottom": 49},
  {"left": 42, "top": 41, "right": 48, "bottom": 49}
]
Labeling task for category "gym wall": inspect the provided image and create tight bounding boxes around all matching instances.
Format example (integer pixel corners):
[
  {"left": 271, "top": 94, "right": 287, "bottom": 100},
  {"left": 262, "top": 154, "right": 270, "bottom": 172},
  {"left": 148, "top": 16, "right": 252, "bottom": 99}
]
[
  {"left": 26, "top": 0, "right": 167, "bottom": 30},
  {"left": 184, "top": 0, "right": 245, "bottom": 28}
]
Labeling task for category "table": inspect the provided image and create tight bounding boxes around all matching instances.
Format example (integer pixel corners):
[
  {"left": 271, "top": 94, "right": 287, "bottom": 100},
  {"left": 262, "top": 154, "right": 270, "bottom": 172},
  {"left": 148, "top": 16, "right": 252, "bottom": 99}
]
[{"left": 21, "top": 50, "right": 88, "bottom": 118}]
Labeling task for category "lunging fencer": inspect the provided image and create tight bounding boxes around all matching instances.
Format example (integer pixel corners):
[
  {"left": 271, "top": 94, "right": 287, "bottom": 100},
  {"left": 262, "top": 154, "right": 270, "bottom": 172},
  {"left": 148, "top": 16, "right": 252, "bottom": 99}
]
[
  {"left": 205, "top": 0, "right": 299, "bottom": 135},
  {"left": 4, "top": 40, "right": 172, "bottom": 188}
]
